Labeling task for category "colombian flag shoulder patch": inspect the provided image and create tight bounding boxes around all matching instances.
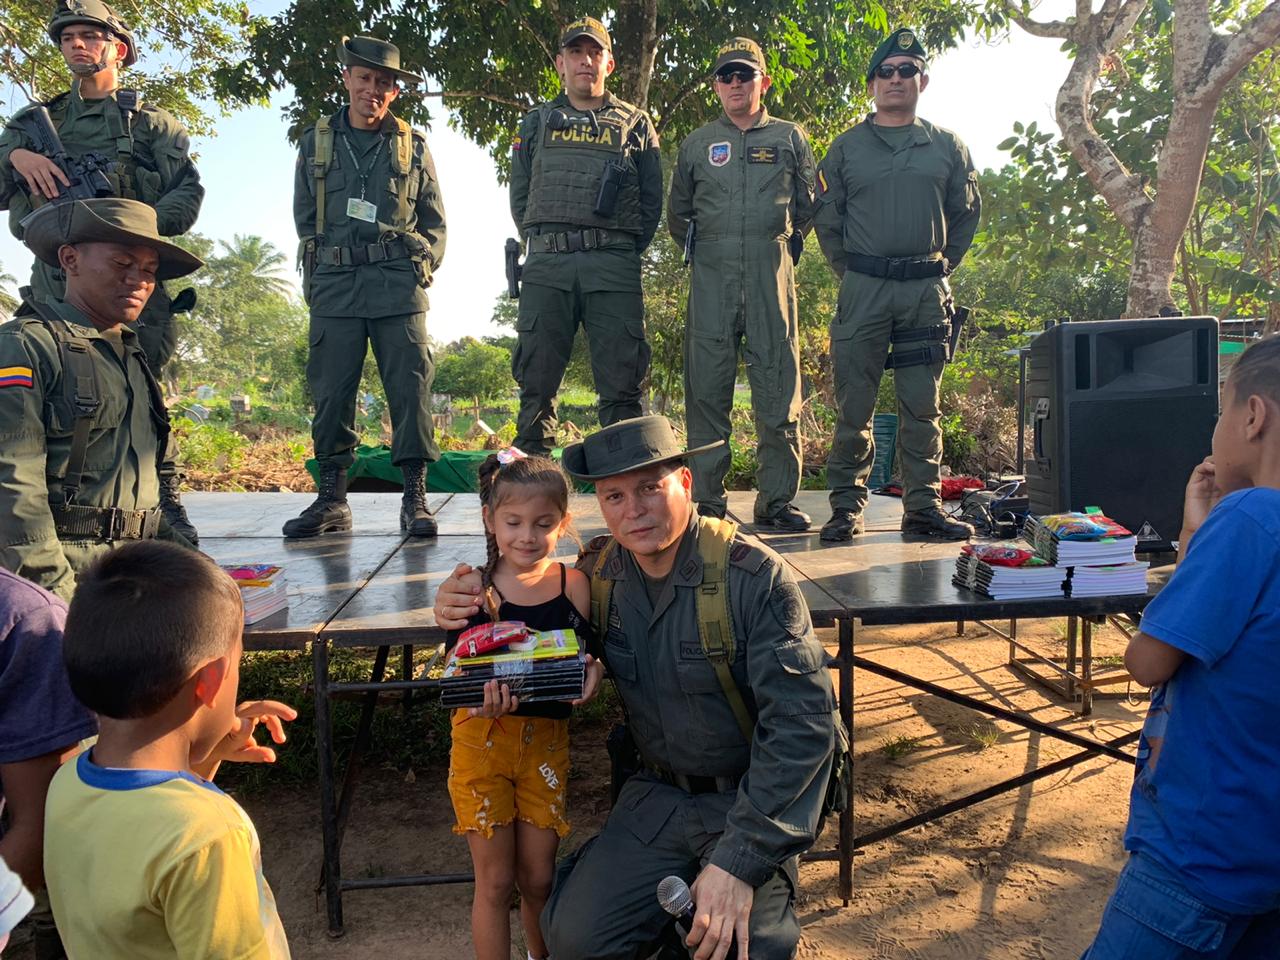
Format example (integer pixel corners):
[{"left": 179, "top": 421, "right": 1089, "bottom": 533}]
[{"left": 0, "top": 366, "right": 34, "bottom": 388}]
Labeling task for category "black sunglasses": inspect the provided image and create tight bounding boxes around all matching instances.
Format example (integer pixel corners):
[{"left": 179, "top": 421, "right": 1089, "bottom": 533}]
[
  {"left": 715, "top": 68, "right": 760, "bottom": 84},
  {"left": 874, "top": 63, "right": 922, "bottom": 79}
]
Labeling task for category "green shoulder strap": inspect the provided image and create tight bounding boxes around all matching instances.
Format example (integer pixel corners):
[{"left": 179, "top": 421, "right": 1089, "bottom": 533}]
[
  {"left": 694, "top": 516, "right": 755, "bottom": 741},
  {"left": 313, "top": 117, "right": 333, "bottom": 238},
  {"left": 589, "top": 536, "right": 617, "bottom": 637},
  {"left": 26, "top": 301, "right": 100, "bottom": 504}
]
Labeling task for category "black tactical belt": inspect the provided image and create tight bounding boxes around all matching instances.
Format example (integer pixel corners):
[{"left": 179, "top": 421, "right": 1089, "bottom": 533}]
[
  {"left": 847, "top": 252, "right": 945, "bottom": 281},
  {"left": 315, "top": 239, "right": 410, "bottom": 266},
  {"left": 648, "top": 765, "right": 742, "bottom": 795},
  {"left": 527, "top": 228, "right": 632, "bottom": 254},
  {"left": 51, "top": 503, "right": 162, "bottom": 542}
]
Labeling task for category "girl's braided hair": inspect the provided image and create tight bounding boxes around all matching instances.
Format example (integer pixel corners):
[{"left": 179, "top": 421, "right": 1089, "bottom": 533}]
[{"left": 476, "top": 451, "right": 576, "bottom": 621}]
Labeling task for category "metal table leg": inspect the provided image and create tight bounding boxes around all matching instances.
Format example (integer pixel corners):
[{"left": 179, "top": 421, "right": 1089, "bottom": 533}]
[
  {"left": 838, "top": 618, "right": 855, "bottom": 906},
  {"left": 1081, "top": 618, "right": 1094, "bottom": 716},
  {"left": 313, "top": 637, "right": 344, "bottom": 937},
  {"left": 401, "top": 643, "right": 414, "bottom": 712},
  {"left": 1065, "top": 616, "right": 1078, "bottom": 701}
]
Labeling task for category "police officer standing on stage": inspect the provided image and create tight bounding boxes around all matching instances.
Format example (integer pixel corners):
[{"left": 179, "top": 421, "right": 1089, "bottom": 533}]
[
  {"left": 286, "top": 35, "right": 447, "bottom": 539},
  {"left": 668, "top": 37, "right": 818, "bottom": 531},
  {"left": 0, "top": 198, "right": 202, "bottom": 601},
  {"left": 815, "top": 28, "right": 981, "bottom": 542},
  {"left": 509, "top": 16, "right": 663, "bottom": 456},
  {"left": 0, "top": 0, "right": 205, "bottom": 543}
]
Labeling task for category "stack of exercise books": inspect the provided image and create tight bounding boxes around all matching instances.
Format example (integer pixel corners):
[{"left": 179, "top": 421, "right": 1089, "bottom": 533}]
[
  {"left": 953, "top": 543, "right": 1067, "bottom": 600},
  {"left": 221, "top": 564, "right": 289, "bottom": 624},
  {"left": 1024, "top": 511, "right": 1138, "bottom": 566},
  {"left": 440, "top": 627, "right": 585, "bottom": 708},
  {"left": 1024, "top": 510, "right": 1148, "bottom": 597}
]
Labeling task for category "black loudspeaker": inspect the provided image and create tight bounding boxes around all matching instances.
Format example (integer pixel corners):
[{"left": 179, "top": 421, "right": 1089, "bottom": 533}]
[{"left": 1025, "top": 317, "right": 1219, "bottom": 553}]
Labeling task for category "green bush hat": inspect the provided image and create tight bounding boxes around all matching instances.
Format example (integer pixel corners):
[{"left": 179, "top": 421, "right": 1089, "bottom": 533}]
[
  {"left": 713, "top": 37, "right": 765, "bottom": 74},
  {"left": 339, "top": 34, "right": 423, "bottom": 83},
  {"left": 562, "top": 415, "right": 724, "bottom": 482},
  {"left": 22, "top": 198, "right": 203, "bottom": 280},
  {"left": 48, "top": 0, "right": 137, "bottom": 67},
  {"left": 866, "top": 27, "right": 927, "bottom": 81},
  {"left": 560, "top": 16, "right": 611, "bottom": 51}
]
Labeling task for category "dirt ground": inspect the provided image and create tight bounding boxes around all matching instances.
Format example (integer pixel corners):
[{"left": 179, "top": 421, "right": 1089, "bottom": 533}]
[{"left": 237, "top": 618, "right": 1146, "bottom": 960}]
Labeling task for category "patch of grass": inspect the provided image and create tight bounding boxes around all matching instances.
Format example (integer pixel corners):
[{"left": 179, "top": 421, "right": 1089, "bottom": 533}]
[
  {"left": 965, "top": 722, "right": 1001, "bottom": 751},
  {"left": 879, "top": 734, "right": 922, "bottom": 760},
  {"left": 1093, "top": 655, "right": 1126, "bottom": 669}
]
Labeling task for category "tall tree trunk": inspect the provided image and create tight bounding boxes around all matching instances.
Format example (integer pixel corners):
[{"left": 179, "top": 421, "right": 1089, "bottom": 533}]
[{"left": 610, "top": 0, "right": 659, "bottom": 108}]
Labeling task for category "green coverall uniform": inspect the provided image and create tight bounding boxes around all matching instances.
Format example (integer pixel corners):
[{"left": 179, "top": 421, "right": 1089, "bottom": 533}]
[
  {"left": 0, "top": 297, "right": 189, "bottom": 601},
  {"left": 543, "top": 513, "right": 836, "bottom": 958},
  {"left": 0, "top": 81, "right": 205, "bottom": 372},
  {"left": 509, "top": 93, "right": 663, "bottom": 455},
  {"left": 814, "top": 115, "right": 980, "bottom": 516},
  {"left": 668, "top": 110, "right": 817, "bottom": 518},
  {"left": 294, "top": 108, "right": 446, "bottom": 471}
]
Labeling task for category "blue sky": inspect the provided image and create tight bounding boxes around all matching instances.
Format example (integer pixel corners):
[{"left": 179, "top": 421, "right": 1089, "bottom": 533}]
[{"left": 1, "top": 9, "right": 1073, "bottom": 346}]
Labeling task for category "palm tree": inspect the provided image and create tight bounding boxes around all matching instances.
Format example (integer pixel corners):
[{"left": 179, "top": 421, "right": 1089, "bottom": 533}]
[
  {"left": 0, "top": 262, "right": 18, "bottom": 317},
  {"left": 217, "top": 234, "right": 293, "bottom": 300}
]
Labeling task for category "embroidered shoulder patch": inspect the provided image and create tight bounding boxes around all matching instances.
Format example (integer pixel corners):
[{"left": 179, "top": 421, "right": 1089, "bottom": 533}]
[{"left": 0, "top": 366, "right": 33, "bottom": 388}]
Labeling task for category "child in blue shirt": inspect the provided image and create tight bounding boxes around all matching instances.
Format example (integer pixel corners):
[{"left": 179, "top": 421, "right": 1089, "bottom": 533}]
[{"left": 1082, "top": 336, "right": 1280, "bottom": 959}]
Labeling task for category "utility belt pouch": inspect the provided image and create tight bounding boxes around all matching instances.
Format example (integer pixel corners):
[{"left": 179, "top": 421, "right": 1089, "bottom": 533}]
[{"left": 298, "top": 238, "right": 317, "bottom": 305}]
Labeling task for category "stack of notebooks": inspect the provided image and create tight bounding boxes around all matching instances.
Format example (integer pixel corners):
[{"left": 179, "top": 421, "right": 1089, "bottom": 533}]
[
  {"left": 953, "top": 509, "right": 1150, "bottom": 600},
  {"left": 440, "top": 627, "right": 585, "bottom": 708},
  {"left": 954, "top": 543, "right": 1067, "bottom": 600},
  {"left": 222, "top": 564, "right": 289, "bottom": 624}
]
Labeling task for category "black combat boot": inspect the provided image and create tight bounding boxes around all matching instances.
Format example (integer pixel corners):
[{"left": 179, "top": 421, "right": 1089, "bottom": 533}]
[
  {"left": 696, "top": 502, "right": 726, "bottom": 520},
  {"left": 399, "top": 459, "right": 437, "bottom": 538},
  {"left": 901, "top": 505, "right": 975, "bottom": 540},
  {"left": 819, "top": 510, "right": 866, "bottom": 542},
  {"left": 753, "top": 503, "right": 812, "bottom": 532},
  {"left": 159, "top": 471, "right": 199, "bottom": 547},
  {"left": 282, "top": 463, "right": 352, "bottom": 538}
]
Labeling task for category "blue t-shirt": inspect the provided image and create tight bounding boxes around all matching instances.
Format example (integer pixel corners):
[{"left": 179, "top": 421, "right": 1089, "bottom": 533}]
[
  {"left": 0, "top": 569, "right": 96, "bottom": 767},
  {"left": 1126, "top": 487, "right": 1280, "bottom": 914}
]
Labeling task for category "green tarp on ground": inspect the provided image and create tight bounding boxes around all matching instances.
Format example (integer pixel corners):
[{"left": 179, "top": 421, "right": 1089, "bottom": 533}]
[{"left": 305, "top": 446, "right": 590, "bottom": 492}]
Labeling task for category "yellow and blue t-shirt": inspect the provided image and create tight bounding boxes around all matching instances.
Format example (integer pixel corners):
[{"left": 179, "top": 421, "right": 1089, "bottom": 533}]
[{"left": 45, "top": 751, "right": 290, "bottom": 959}]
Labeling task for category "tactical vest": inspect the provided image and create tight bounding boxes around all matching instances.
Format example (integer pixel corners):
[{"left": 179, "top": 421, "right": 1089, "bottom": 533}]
[
  {"left": 19, "top": 297, "right": 169, "bottom": 506},
  {"left": 310, "top": 113, "right": 416, "bottom": 239},
  {"left": 523, "top": 99, "right": 645, "bottom": 234},
  {"left": 44, "top": 87, "right": 142, "bottom": 200},
  {"left": 587, "top": 515, "right": 852, "bottom": 817}
]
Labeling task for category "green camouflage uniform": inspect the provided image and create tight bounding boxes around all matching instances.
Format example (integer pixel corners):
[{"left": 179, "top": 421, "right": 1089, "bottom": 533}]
[
  {"left": 294, "top": 107, "right": 446, "bottom": 470},
  {"left": 508, "top": 93, "right": 663, "bottom": 455},
  {"left": 668, "top": 109, "right": 817, "bottom": 518},
  {"left": 0, "top": 81, "right": 204, "bottom": 372},
  {"left": 814, "top": 115, "right": 980, "bottom": 515},
  {"left": 543, "top": 513, "right": 836, "bottom": 957},
  {"left": 0, "top": 296, "right": 188, "bottom": 601}
]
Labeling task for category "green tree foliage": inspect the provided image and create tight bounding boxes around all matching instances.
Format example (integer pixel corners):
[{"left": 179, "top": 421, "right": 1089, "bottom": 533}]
[
  {"left": 0, "top": 260, "right": 16, "bottom": 315},
  {"left": 214, "top": 0, "right": 976, "bottom": 161},
  {"left": 982, "top": 4, "right": 1280, "bottom": 317},
  {"left": 1, "top": 0, "right": 253, "bottom": 136},
  {"left": 433, "top": 337, "right": 512, "bottom": 413},
  {"left": 170, "top": 233, "right": 308, "bottom": 401}
]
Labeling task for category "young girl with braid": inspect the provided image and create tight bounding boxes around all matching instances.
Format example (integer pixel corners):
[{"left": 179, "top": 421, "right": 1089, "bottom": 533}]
[{"left": 446, "top": 449, "right": 602, "bottom": 960}]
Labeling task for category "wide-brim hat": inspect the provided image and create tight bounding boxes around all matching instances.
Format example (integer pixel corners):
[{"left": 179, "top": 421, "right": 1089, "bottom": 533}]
[
  {"left": 339, "top": 34, "right": 423, "bottom": 84},
  {"left": 562, "top": 415, "right": 723, "bottom": 482},
  {"left": 867, "top": 27, "right": 928, "bottom": 81},
  {"left": 22, "top": 198, "right": 203, "bottom": 281},
  {"left": 713, "top": 37, "right": 765, "bottom": 74}
]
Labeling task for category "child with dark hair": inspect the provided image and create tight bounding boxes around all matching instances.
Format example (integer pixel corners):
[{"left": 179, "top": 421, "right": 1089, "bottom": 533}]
[
  {"left": 446, "top": 449, "right": 603, "bottom": 960},
  {"left": 1082, "top": 335, "right": 1280, "bottom": 959},
  {"left": 44, "top": 541, "right": 297, "bottom": 960}
]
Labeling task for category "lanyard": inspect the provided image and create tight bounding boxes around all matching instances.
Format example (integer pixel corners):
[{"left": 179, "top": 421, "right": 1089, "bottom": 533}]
[{"left": 339, "top": 132, "right": 387, "bottom": 201}]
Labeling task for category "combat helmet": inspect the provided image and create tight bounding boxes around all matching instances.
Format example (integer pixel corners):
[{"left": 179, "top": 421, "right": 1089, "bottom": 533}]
[{"left": 47, "top": 0, "right": 137, "bottom": 68}]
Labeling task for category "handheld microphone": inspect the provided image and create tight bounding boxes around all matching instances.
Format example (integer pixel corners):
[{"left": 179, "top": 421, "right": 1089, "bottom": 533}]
[{"left": 656, "top": 876, "right": 738, "bottom": 959}]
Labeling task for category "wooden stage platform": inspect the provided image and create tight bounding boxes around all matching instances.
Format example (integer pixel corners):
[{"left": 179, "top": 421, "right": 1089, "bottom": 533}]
[{"left": 186, "top": 489, "right": 1157, "bottom": 936}]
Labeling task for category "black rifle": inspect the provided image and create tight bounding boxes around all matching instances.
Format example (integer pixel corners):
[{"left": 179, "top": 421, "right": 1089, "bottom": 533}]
[
  {"left": 12, "top": 104, "right": 113, "bottom": 203},
  {"left": 682, "top": 220, "right": 695, "bottom": 266},
  {"left": 504, "top": 237, "right": 523, "bottom": 299}
]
